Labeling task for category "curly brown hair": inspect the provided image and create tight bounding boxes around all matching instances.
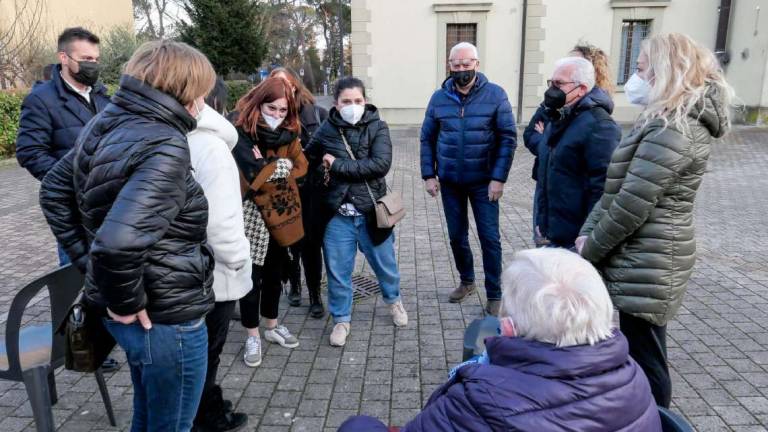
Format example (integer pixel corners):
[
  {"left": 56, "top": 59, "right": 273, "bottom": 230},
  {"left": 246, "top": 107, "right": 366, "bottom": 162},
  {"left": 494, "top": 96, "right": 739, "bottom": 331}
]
[{"left": 571, "top": 43, "right": 615, "bottom": 96}]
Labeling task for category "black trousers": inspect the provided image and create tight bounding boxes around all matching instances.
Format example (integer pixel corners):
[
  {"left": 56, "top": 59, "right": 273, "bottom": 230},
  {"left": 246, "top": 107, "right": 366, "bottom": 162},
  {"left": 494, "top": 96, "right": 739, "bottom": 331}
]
[
  {"left": 620, "top": 311, "right": 672, "bottom": 408},
  {"left": 239, "top": 238, "right": 287, "bottom": 329},
  {"left": 286, "top": 236, "right": 324, "bottom": 296},
  {"left": 196, "top": 300, "right": 236, "bottom": 419}
]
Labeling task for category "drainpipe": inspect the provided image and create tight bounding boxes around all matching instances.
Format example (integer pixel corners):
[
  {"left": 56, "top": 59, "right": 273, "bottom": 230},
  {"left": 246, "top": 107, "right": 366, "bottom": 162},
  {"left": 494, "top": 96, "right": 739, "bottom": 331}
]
[
  {"left": 715, "top": 0, "right": 732, "bottom": 67},
  {"left": 517, "top": 0, "right": 528, "bottom": 122}
]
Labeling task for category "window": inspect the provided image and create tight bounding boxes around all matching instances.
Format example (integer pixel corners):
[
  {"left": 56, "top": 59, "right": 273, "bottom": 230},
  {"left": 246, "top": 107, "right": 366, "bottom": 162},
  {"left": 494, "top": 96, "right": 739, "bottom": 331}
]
[
  {"left": 617, "top": 20, "right": 651, "bottom": 85},
  {"left": 446, "top": 23, "right": 477, "bottom": 65}
]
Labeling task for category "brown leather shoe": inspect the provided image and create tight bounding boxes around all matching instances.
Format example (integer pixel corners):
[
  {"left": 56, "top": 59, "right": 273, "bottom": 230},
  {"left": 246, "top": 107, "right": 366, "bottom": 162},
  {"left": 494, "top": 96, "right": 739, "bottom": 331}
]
[
  {"left": 485, "top": 299, "right": 501, "bottom": 316},
  {"left": 449, "top": 281, "right": 476, "bottom": 303}
]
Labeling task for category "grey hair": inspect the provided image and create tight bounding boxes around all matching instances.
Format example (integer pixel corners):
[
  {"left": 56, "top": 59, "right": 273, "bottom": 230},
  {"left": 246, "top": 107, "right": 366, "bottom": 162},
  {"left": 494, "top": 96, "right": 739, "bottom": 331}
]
[
  {"left": 554, "top": 56, "right": 596, "bottom": 92},
  {"left": 500, "top": 248, "right": 614, "bottom": 347},
  {"left": 449, "top": 42, "right": 479, "bottom": 60}
]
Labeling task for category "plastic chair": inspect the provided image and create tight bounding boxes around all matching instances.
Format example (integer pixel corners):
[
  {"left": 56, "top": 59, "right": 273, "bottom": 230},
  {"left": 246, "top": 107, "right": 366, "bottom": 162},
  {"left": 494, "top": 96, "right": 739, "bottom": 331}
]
[
  {"left": 0, "top": 265, "right": 116, "bottom": 431},
  {"left": 462, "top": 316, "right": 501, "bottom": 361},
  {"left": 659, "top": 406, "right": 693, "bottom": 432}
]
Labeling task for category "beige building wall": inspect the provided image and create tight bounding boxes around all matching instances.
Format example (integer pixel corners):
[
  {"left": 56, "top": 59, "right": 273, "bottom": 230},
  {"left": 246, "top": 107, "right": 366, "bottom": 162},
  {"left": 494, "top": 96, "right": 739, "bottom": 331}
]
[{"left": 353, "top": 0, "right": 767, "bottom": 125}]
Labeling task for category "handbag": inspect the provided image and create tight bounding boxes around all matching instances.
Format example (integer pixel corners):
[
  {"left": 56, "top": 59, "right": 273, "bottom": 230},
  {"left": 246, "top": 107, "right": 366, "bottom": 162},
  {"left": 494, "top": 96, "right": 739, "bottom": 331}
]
[
  {"left": 57, "top": 292, "right": 116, "bottom": 372},
  {"left": 339, "top": 129, "right": 406, "bottom": 228}
]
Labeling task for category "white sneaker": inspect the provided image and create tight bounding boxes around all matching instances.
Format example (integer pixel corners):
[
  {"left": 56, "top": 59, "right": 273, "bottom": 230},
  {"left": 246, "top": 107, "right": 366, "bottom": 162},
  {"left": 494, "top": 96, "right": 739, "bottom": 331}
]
[
  {"left": 330, "top": 322, "right": 350, "bottom": 347},
  {"left": 243, "top": 335, "right": 262, "bottom": 367},
  {"left": 390, "top": 301, "right": 408, "bottom": 327},
  {"left": 264, "top": 325, "right": 299, "bottom": 348}
]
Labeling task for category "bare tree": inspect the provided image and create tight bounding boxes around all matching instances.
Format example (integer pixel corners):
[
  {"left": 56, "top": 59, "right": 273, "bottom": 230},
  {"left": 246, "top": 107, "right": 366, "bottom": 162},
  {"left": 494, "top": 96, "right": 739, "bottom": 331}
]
[
  {"left": 0, "top": 0, "right": 47, "bottom": 88},
  {"left": 133, "top": 0, "right": 181, "bottom": 39}
]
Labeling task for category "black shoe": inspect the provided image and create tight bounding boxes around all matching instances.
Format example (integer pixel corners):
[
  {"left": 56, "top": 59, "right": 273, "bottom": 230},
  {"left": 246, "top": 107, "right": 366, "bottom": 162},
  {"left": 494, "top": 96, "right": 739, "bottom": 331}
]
[
  {"left": 100, "top": 357, "right": 119, "bottom": 372},
  {"left": 194, "top": 411, "right": 248, "bottom": 432},
  {"left": 288, "top": 281, "right": 301, "bottom": 307},
  {"left": 309, "top": 301, "right": 325, "bottom": 319}
]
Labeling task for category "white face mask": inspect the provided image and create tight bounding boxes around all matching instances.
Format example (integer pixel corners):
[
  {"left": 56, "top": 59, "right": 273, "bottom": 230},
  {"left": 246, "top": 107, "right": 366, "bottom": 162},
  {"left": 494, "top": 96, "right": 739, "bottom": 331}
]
[
  {"left": 624, "top": 73, "right": 651, "bottom": 106},
  {"left": 262, "top": 113, "right": 284, "bottom": 130},
  {"left": 192, "top": 100, "right": 205, "bottom": 122},
  {"left": 340, "top": 104, "right": 365, "bottom": 125}
]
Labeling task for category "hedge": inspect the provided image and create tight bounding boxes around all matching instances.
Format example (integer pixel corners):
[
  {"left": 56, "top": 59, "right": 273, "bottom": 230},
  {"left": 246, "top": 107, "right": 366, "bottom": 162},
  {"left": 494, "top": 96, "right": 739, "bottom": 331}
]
[
  {"left": 0, "top": 90, "right": 25, "bottom": 158},
  {"left": 225, "top": 80, "right": 254, "bottom": 111}
]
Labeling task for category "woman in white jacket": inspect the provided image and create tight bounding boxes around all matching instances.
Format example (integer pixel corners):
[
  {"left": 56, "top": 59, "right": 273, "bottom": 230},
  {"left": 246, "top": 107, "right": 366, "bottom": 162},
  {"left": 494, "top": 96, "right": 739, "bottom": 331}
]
[{"left": 188, "top": 79, "right": 251, "bottom": 432}]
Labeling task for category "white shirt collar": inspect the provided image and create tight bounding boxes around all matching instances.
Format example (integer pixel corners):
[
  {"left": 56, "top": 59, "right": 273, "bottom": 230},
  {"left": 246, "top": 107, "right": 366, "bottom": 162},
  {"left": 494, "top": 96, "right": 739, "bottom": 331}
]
[{"left": 60, "top": 71, "right": 92, "bottom": 103}]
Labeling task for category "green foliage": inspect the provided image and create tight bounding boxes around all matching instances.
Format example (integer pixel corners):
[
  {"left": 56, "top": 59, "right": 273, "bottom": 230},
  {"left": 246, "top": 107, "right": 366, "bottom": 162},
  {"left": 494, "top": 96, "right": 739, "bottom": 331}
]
[
  {"left": 178, "top": 0, "right": 269, "bottom": 76},
  {"left": 305, "top": 45, "right": 325, "bottom": 92},
  {"left": 0, "top": 91, "right": 26, "bottom": 158},
  {"left": 225, "top": 80, "right": 253, "bottom": 111},
  {"left": 100, "top": 25, "right": 148, "bottom": 85}
]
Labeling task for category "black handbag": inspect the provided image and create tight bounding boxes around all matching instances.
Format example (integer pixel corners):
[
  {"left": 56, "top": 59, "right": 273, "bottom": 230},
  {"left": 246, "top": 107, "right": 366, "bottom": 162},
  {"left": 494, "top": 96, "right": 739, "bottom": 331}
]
[{"left": 57, "top": 292, "right": 116, "bottom": 372}]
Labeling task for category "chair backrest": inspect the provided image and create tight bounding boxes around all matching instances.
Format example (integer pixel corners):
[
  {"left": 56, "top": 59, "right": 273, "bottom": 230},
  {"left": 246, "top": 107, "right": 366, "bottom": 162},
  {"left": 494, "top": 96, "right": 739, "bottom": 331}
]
[
  {"left": 463, "top": 316, "right": 500, "bottom": 361},
  {"left": 0, "top": 265, "right": 84, "bottom": 380},
  {"left": 658, "top": 407, "right": 693, "bottom": 432}
]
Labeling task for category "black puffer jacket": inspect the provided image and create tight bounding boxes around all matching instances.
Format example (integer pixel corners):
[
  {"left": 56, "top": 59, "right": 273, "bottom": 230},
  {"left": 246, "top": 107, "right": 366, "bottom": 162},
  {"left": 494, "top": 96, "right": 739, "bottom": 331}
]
[
  {"left": 306, "top": 104, "right": 391, "bottom": 214},
  {"left": 39, "top": 75, "right": 214, "bottom": 324}
]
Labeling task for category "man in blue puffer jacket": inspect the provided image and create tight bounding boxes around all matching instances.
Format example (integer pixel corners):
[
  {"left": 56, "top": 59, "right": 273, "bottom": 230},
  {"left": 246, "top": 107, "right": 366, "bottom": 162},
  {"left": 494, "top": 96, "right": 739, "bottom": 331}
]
[
  {"left": 532, "top": 57, "right": 620, "bottom": 249},
  {"left": 339, "top": 248, "right": 662, "bottom": 432},
  {"left": 420, "top": 42, "right": 517, "bottom": 315}
]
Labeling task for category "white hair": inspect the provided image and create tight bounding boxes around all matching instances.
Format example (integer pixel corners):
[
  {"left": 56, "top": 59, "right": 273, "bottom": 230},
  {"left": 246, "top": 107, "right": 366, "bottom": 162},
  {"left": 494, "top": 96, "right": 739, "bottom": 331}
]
[
  {"left": 554, "top": 56, "right": 596, "bottom": 92},
  {"left": 500, "top": 248, "right": 614, "bottom": 347},
  {"left": 449, "top": 42, "right": 479, "bottom": 60}
]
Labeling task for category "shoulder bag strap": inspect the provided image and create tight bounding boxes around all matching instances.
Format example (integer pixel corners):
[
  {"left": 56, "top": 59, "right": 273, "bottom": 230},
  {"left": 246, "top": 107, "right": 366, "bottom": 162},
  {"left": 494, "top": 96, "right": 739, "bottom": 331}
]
[{"left": 338, "top": 128, "right": 378, "bottom": 206}]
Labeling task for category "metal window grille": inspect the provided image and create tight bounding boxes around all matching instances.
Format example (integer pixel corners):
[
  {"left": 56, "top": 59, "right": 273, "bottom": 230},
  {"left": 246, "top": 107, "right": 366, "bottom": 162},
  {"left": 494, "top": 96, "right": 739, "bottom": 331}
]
[
  {"left": 617, "top": 20, "right": 651, "bottom": 85},
  {"left": 446, "top": 23, "right": 478, "bottom": 66}
]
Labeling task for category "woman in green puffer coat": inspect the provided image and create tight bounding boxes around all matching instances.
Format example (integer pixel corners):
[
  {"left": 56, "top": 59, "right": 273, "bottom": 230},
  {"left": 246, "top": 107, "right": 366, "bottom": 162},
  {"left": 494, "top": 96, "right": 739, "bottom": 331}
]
[{"left": 575, "top": 33, "right": 733, "bottom": 408}]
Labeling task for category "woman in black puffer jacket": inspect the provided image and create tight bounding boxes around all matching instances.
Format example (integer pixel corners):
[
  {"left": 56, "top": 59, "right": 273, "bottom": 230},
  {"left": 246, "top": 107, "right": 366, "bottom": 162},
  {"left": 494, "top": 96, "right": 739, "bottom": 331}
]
[{"left": 39, "top": 41, "right": 216, "bottom": 431}]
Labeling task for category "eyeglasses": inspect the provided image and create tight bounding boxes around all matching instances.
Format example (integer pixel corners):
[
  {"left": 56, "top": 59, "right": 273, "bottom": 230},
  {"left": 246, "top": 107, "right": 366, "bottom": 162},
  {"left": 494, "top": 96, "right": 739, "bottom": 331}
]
[
  {"left": 547, "top": 79, "right": 578, "bottom": 88},
  {"left": 448, "top": 58, "right": 477, "bottom": 68}
]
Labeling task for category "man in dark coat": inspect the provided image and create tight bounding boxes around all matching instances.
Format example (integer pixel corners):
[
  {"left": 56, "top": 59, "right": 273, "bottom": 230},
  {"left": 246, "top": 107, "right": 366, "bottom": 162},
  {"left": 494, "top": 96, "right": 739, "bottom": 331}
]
[
  {"left": 15, "top": 27, "right": 110, "bottom": 265},
  {"left": 338, "top": 248, "right": 663, "bottom": 432},
  {"left": 420, "top": 42, "right": 517, "bottom": 315},
  {"left": 531, "top": 57, "right": 620, "bottom": 249}
]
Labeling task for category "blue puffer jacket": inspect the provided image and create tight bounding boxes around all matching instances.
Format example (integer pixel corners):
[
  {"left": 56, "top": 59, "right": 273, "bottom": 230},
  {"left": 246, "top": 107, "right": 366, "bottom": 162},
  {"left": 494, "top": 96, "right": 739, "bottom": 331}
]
[
  {"left": 534, "top": 87, "right": 620, "bottom": 247},
  {"left": 400, "top": 331, "right": 662, "bottom": 432},
  {"left": 15, "top": 64, "right": 110, "bottom": 180},
  {"left": 420, "top": 73, "right": 517, "bottom": 184}
]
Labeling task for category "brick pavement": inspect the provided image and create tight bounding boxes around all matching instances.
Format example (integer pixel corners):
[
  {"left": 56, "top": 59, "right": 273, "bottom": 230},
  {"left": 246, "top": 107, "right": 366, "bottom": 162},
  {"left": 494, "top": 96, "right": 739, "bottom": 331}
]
[{"left": 0, "top": 126, "right": 766, "bottom": 431}]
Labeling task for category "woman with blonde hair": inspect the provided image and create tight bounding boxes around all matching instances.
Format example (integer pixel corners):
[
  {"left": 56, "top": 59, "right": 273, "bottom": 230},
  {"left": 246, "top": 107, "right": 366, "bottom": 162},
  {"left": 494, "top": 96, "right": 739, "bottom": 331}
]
[
  {"left": 40, "top": 40, "right": 217, "bottom": 430},
  {"left": 576, "top": 33, "right": 733, "bottom": 407}
]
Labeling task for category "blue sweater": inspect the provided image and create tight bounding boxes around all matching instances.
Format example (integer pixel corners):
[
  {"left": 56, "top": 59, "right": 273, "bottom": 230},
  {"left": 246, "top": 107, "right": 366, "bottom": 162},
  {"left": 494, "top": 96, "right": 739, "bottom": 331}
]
[{"left": 420, "top": 73, "right": 517, "bottom": 184}]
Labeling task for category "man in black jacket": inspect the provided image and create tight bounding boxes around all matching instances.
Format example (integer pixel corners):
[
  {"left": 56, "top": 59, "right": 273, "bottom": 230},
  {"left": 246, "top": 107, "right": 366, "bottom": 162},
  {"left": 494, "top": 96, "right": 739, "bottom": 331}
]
[
  {"left": 528, "top": 57, "right": 620, "bottom": 249},
  {"left": 16, "top": 27, "right": 110, "bottom": 265}
]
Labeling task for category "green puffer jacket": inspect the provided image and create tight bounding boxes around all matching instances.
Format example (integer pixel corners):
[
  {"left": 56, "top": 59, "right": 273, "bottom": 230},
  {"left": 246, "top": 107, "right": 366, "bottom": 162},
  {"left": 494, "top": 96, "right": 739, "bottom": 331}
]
[{"left": 580, "top": 84, "right": 729, "bottom": 326}]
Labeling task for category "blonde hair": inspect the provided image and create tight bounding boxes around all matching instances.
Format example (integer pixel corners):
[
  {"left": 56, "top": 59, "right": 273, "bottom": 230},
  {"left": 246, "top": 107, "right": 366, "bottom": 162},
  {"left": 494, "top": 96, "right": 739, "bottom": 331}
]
[
  {"left": 640, "top": 33, "right": 733, "bottom": 134},
  {"left": 501, "top": 248, "right": 614, "bottom": 347},
  {"left": 123, "top": 40, "right": 216, "bottom": 105},
  {"left": 571, "top": 43, "right": 615, "bottom": 96}
]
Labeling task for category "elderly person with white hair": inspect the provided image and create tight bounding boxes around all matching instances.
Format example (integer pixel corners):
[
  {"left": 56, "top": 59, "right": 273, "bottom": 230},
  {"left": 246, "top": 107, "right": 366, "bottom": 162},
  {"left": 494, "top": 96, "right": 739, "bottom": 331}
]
[
  {"left": 528, "top": 56, "right": 620, "bottom": 250},
  {"left": 338, "top": 248, "right": 662, "bottom": 432},
  {"left": 420, "top": 42, "right": 517, "bottom": 315}
]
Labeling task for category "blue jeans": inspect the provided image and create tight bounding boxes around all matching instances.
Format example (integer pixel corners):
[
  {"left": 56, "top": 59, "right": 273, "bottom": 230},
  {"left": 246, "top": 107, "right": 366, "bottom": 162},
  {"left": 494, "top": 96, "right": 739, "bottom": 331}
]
[
  {"left": 440, "top": 182, "right": 502, "bottom": 300},
  {"left": 323, "top": 214, "right": 401, "bottom": 323},
  {"left": 104, "top": 317, "right": 208, "bottom": 432},
  {"left": 57, "top": 243, "right": 70, "bottom": 266}
]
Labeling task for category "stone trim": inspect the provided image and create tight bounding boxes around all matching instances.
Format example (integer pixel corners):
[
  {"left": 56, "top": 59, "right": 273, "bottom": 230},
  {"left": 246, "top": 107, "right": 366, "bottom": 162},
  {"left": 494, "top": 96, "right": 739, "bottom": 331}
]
[
  {"left": 520, "top": 0, "right": 546, "bottom": 122},
  {"left": 351, "top": 0, "right": 374, "bottom": 97},
  {"left": 432, "top": 2, "right": 493, "bottom": 13},
  {"left": 610, "top": 0, "right": 670, "bottom": 8},
  {"left": 433, "top": 4, "right": 492, "bottom": 87}
]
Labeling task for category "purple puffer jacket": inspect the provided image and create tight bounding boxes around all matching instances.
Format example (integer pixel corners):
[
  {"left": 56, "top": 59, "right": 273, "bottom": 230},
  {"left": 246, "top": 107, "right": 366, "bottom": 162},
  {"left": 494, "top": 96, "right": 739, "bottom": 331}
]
[{"left": 401, "top": 331, "right": 661, "bottom": 432}]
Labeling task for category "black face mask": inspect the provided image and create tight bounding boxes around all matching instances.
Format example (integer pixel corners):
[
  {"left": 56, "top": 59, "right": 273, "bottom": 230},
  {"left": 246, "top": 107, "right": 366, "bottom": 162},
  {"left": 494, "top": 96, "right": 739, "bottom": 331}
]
[
  {"left": 543, "top": 85, "right": 580, "bottom": 111},
  {"left": 451, "top": 69, "right": 476, "bottom": 88},
  {"left": 68, "top": 56, "right": 100, "bottom": 87}
]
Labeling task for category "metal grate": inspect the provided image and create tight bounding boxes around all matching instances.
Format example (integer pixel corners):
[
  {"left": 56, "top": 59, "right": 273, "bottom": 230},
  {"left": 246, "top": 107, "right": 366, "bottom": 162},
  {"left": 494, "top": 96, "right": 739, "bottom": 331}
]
[
  {"left": 617, "top": 20, "right": 651, "bottom": 85},
  {"left": 351, "top": 273, "right": 380, "bottom": 302},
  {"left": 446, "top": 23, "right": 478, "bottom": 67}
]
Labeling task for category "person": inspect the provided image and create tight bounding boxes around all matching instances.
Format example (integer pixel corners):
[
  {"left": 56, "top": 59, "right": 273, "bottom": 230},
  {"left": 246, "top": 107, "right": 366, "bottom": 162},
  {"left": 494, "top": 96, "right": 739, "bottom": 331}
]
[
  {"left": 576, "top": 33, "right": 733, "bottom": 408},
  {"left": 232, "top": 77, "right": 307, "bottom": 367},
  {"left": 527, "top": 57, "right": 620, "bottom": 249},
  {"left": 305, "top": 77, "right": 407, "bottom": 347},
  {"left": 16, "top": 27, "right": 110, "bottom": 266},
  {"left": 188, "top": 78, "right": 251, "bottom": 431},
  {"left": 420, "top": 42, "right": 517, "bottom": 315},
  {"left": 39, "top": 40, "right": 217, "bottom": 431},
  {"left": 524, "top": 43, "right": 614, "bottom": 247},
  {"left": 270, "top": 67, "right": 329, "bottom": 318},
  {"left": 338, "top": 248, "right": 662, "bottom": 431}
]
